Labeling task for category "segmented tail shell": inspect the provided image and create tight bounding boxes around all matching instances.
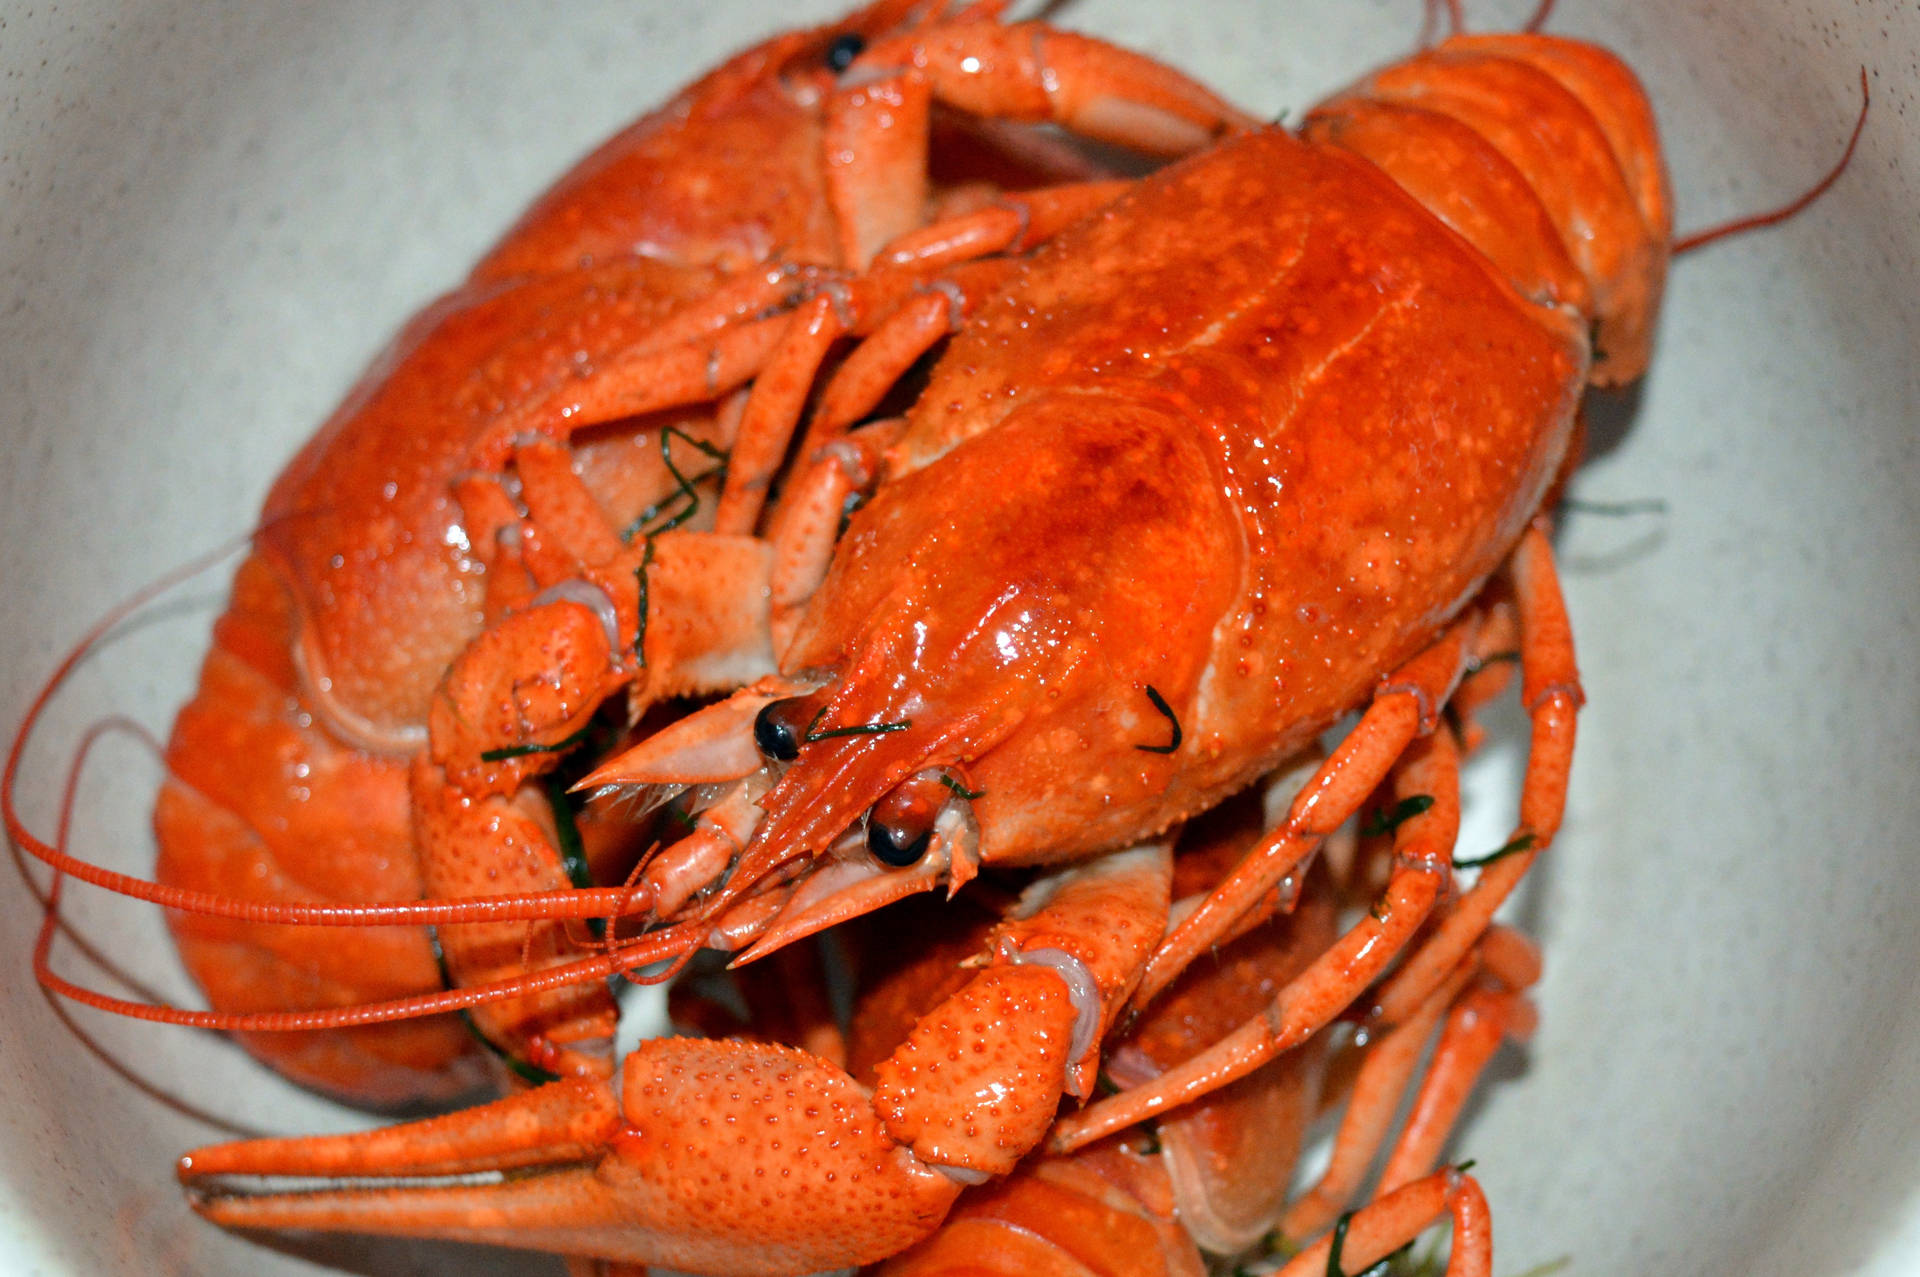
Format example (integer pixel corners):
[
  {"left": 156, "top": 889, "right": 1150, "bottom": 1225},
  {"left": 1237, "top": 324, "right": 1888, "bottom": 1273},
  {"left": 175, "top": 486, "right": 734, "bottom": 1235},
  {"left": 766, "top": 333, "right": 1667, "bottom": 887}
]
[{"left": 1307, "top": 33, "right": 1673, "bottom": 384}]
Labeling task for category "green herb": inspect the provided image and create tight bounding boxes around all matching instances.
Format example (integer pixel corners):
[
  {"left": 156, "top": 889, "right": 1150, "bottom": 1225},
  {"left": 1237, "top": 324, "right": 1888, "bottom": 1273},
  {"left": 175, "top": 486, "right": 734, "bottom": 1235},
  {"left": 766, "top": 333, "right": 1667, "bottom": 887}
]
[
  {"left": 798, "top": 710, "right": 910, "bottom": 741},
  {"left": 1561, "top": 496, "right": 1667, "bottom": 518},
  {"left": 937, "top": 772, "right": 986, "bottom": 802},
  {"left": 1262, "top": 1229, "right": 1300, "bottom": 1260},
  {"left": 632, "top": 538, "right": 656, "bottom": 665},
  {"left": 1366, "top": 1244, "right": 1416, "bottom": 1277},
  {"left": 662, "top": 793, "right": 699, "bottom": 831},
  {"left": 1361, "top": 794, "right": 1435, "bottom": 838},
  {"left": 1506, "top": 1257, "right": 1573, "bottom": 1277},
  {"left": 480, "top": 723, "right": 594, "bottom": 763},
  {"left": 1454, "top": 832, "right": 1536, "bottom": 871},
  {"left": 1134, "top": 684, "right": 1182, "bottom": 754},
  {"left": 622, "top": 425, "right": 730, "bottom": 541},
  {"left": 542, "top": 775, "right": 603, "bottom": 941},
  {"left": 1370, "top": 1242, "right": 1427, "bottom": 1277},
  {"left": 1133, "top": 1119, "right": 1161, "bottom": 1156},
  {"left": 1094, "top": 1069, "right": 1121, "bottom": 1097},
  {"left": 1326, "top": 1212, "right": 1358, "bottom": 1277},
  {"left": 428, "top": 927, "right": 562, "bottom": 1087}
]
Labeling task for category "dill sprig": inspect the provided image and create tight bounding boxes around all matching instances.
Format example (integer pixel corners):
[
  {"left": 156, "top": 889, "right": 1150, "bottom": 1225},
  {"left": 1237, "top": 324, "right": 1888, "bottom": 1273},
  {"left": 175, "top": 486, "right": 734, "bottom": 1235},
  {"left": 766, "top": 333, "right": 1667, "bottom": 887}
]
[
  {"left": 632, "top": 538, "right": 656, "bottom": 665},
  {"left": 801, "top": 704, "right": 913, "bottom": 743},
  {"left": 428, "top": 927, "right": 562, "bottom": 1087},
  {"left": 1361, "top": 794, "right": 1435, "bottom": 839},
  {"left": 480, "top": 724, "right": 594, "bottom": 763},
  {"left": 1135, "top": 684, "right": 1182, "bottom": 754},
  {"left": 623, "top": 425, "right": 730, "bottom": 541},
  {"left": 937, "top": 772, "right": 986, "bottom": 801},
  {"left": 1454, "top": 832, "right": 1537, "bottom": 871}
]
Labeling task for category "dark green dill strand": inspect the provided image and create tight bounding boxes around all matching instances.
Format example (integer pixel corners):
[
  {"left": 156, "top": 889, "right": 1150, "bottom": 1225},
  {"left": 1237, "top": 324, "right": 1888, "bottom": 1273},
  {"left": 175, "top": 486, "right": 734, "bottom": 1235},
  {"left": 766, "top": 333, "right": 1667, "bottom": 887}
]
[
  {"left": 1561, "top": 495, "right": 1668, "bottom": 518},
  {"left": 540, "top": 778, "right": 595, "bottom": 892},
  {"left": 1356, "top": 1243, "right": 1408, "bottom": 1277},
  {"left": 937, "top": 772, "right": 986, "bottom": 802},
  {"left": 622, "top": 483, "right": 695, "bottom": 542},
  {"left": 1454, "top": 1158, "right": 1477, "bottom": 1174},
  {"left": 480, "top": 723, "right": 594, "bottom": 763},
  {"left": 804, "top": 718, "right": 914, "bottom": 743},
  {"left": 1326, "top": 1212, "right": 1356, "bottom": 1277},
  {"left": 474, "top": 1016, "right": 564, "bottom": 1085},
  {"left": 632, "top": 538, "right": 656, "bottom": 666},
  {"left": 428, "top": 926, "right": 562, "bottom": 1086},
  {"left": 662, "top": 795, "right": 699, "bottom": 831},
  {"left": 1260, "top": 1228, "right": 1301, "bottom": 1261},
  {"left": 621, "top": 425, "right": 731, "bottom": 541},
  {"left": 664, "top": 423, "right": 729, "bottom": 465},
  {"left": 1453, "top": 832, "right": 1536, "bottom": 871},
  {"left": 1361, "top": 793, "right": 1435, "bottom": 839},
  {"left": 542, "top": 775, "right": 604, "bottom": 941},
  {"left": 1507, "top": 1257, "right": 1574, "bottom": 1277},
  {"left": 1134, "top": 684, "right": 1182, "bottom": 754},
  {"left": 652, "top": 426, "right": 728, "bottom": 534},
  {"left": 1094, "top": 1069, "right": 1121, "bottom": 1097},
  {"left": 1133, "top": 1119, "right": 1161, "bottom": 1156}
]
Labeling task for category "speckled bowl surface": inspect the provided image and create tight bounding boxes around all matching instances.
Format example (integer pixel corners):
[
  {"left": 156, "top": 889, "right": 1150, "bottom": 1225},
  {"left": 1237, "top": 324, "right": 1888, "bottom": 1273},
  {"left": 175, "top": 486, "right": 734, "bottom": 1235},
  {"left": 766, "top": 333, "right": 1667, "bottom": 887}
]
[{"left": 2, "top": 2, "right": 1916, "bottom": 1274}]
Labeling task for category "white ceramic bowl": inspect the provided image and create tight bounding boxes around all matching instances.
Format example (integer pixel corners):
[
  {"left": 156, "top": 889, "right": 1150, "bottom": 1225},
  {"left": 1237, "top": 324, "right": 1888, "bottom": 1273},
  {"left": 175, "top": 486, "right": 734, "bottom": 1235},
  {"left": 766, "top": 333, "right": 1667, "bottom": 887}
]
[{"left": 3, "top": 2, "right": 1916, "bottom": 1274}]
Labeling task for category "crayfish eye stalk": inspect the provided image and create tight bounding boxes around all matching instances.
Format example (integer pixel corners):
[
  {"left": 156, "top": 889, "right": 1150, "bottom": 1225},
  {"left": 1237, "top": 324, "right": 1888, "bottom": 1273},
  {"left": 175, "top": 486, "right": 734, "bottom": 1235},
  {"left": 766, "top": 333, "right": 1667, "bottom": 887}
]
[
  {"left": 730, "top": 768, "right": 983, "bottom": 964},
  {"left": 752, "top": 696, "right": 811, "bottom": 762},
  {"left": 865, "top": 770, "right": 954, "bottom": 867}
]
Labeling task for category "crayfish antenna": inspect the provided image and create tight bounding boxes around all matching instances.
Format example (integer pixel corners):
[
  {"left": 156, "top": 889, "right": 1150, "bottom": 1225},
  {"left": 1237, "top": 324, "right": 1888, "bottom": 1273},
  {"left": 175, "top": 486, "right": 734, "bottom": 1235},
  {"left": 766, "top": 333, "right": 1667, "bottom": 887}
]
[{"left": 1672, "top": 67, "right": 1869, "bottom": 255}]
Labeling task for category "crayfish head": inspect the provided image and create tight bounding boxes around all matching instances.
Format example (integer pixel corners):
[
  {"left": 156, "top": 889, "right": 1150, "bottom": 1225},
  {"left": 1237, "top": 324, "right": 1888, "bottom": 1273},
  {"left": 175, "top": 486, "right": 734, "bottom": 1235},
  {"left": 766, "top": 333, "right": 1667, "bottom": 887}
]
[
  {"left": 726, "top": 396, "right": 1244, "bottom": 952},
  {"left": 581, "top": 397, "right": 1242, "bottom": 958}
]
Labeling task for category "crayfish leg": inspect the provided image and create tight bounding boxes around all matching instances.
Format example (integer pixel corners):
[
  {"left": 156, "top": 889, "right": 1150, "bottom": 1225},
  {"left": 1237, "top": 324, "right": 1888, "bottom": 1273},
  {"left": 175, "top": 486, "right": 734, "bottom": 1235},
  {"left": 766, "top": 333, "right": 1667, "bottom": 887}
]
[
  {"left": 1052, "top": 726, "right": 1462, "bottom": 1153},
  {"left": 1135, "top": 617, "right": 1478, "bottom": 1011},
  {"left": 182, "top": 1038, "right": 967, "bottom": 1275},
  {"left": 1273, "top": 1168, "right": 1493, "bottom": 1277},
  {"left": 829, "top": 23, "right": 1256, "bottom": 266},
  {"left": 1365, "top": 523, "right": 1578, "bottom": 1027},
  {"left": 1109, "top": 823, "right": 1342, "bottom": 1253}
]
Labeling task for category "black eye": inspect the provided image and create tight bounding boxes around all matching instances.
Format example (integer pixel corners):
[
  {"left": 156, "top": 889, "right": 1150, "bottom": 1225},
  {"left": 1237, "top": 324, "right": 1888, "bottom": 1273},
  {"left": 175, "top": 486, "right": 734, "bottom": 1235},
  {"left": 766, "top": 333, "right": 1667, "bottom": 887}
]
[
  {"left": 825, "top": 33, "right": 866, "bottom": 73},
  {"left": 865, "top": 771, "right": 951, "bottom": 868},
  {"left": 753, "top": 698, "right": 807, "bottom": 762},
  {"left": 868, "top": 819, "right": 932, "bottom": 867}
]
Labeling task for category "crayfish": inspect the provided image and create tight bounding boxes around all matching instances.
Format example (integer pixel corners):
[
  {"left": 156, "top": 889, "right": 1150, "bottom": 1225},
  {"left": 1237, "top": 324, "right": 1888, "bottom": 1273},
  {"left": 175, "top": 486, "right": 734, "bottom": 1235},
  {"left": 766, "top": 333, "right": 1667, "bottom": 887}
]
[{"left": 2, "top": 1, "right": 1867, "bottom": 1274}]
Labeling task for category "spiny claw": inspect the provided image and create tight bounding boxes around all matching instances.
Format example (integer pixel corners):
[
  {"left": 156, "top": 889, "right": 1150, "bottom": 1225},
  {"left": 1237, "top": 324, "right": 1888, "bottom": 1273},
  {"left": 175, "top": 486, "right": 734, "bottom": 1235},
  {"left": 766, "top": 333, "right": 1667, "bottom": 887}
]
[
  {"left": 182, "top": 1039, "right": 965, "bottom": 1276},
  {"left": 180, "top": 1075, "right": 619, "bottom": 1183}
]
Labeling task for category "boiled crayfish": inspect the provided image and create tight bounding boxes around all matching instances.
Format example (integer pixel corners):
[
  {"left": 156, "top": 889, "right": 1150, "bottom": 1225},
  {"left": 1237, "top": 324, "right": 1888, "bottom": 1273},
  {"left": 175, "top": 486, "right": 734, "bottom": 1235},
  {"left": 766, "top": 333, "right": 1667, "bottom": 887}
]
[
  {"left": 151, "top": 13, "right": 1688, "bottom": 1274},
  {"left": 5, "top": 0, "right": 1249, "bottom": 1106}
]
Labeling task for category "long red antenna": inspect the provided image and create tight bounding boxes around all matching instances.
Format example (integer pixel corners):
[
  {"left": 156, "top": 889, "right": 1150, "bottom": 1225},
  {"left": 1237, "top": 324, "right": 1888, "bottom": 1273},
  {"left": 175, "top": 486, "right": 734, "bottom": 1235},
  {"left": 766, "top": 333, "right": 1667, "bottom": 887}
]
[
  {"left": 35, "top": 913, "right": 702, "bottom": 1031},
  {"left": 3, "top": 537, "right": 658, "bottom": 928},
  {"left": 1674, "top": 69, "right": 1869, "bottom": 255}
]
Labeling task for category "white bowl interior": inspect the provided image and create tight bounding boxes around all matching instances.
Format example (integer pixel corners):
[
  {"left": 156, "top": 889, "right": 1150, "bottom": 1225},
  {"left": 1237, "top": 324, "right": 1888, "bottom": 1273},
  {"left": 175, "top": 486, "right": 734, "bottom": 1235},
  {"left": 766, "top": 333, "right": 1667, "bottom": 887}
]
[{"left": 2, "top": 2, "right": 1916, "bottom": 1273}]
